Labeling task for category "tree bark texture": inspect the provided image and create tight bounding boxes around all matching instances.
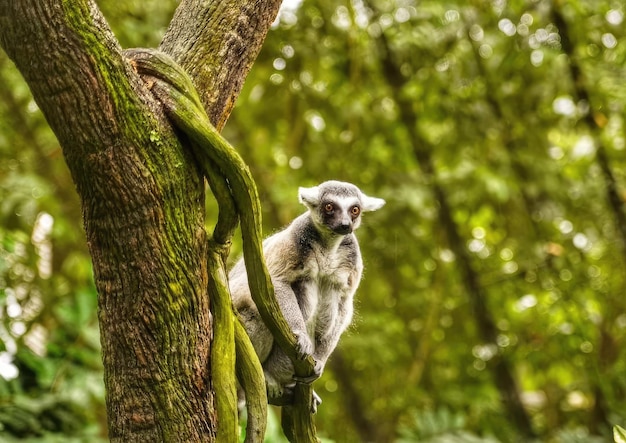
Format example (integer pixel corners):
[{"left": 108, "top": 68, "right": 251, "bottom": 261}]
[
  {"left": 0, "top": 0, "right": 281, "bottom": 441},
  {"left": 160, "top": 0, "right": 283, "bottom": 130}
]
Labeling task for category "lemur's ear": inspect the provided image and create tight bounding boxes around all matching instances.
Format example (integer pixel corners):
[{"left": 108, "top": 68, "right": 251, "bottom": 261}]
[
  {"left": 299, "top": 186, "right": 320, "bottom": 208},
  {"left": 361, "top": 194, "right": 386, "bottom": 212}
]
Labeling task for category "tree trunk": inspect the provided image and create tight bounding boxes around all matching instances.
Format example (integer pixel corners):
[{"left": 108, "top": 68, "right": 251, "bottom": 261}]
[
  {"left": 0, "top": 0, "right": 281, "bottom": 441},
  {"left": 160, "top": 0, "right": 283, "bottom": 130}
]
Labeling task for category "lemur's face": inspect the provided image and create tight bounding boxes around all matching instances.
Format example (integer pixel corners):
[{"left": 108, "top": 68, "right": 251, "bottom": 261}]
[
  {"left": 298, "top": 180, "right": 386, "bottom": 236},
  {"left": 318, "top": 195, "right": 362, "bottom": 235}
]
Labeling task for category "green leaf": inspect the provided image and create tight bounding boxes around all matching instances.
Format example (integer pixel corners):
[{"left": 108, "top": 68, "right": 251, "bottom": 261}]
[{"left": 614, "top": 425, "right": 626, "bottom": 443}]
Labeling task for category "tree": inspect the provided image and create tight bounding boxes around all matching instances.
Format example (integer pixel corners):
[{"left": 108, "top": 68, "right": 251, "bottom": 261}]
[{"left": 0, "top": 0, "right": 311, "bottom": 441}]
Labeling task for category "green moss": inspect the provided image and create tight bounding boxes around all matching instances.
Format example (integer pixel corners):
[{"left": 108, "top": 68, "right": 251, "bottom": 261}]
[
  {"left": 150, "top": 129, "right": 164, "bottom": 146},
  {"left": 208, "top": 250, "right": 238, "bottom": 443}
]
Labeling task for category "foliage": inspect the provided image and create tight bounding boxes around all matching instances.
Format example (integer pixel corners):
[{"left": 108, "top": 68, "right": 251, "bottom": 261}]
[
  {"left": 2, "top": 0, "right": 626, "bottom": 441},
  {"left": 396, "top": 407, "right": 500, "bottom": 442}
]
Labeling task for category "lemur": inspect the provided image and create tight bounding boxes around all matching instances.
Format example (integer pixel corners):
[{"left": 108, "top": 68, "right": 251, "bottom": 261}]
[{"left": 228, "top": 180, "right": 385, "bottom": 409}]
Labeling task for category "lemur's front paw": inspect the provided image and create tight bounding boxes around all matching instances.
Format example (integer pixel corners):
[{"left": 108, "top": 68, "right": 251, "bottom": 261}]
[
  {"left": 266, "top": 385, "right": 322, "bottom": 414},
  {"left": 293, "top": 360, "right": 323, "bottom": 384},
  {"left": 293, "top": 330, "right": 314, "bottom": 360},
  {"left": 267, "top": 383, "right": 295, "bottom": 406}
]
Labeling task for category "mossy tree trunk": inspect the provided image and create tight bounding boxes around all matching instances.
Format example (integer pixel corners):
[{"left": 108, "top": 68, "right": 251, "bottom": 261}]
[{"left": 0, "top": 0, "right": 281, "bottom": 441}]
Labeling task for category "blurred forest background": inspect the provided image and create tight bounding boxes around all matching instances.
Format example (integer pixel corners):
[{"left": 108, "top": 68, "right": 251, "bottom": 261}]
[{"left": 1, "top": 0, "right": 626, "bottom": 441}]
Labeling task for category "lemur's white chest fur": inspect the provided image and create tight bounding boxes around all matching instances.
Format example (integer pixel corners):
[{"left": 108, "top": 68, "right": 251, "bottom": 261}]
[{"left": 298, "top": 230, "right": 362, "bottom": 334}]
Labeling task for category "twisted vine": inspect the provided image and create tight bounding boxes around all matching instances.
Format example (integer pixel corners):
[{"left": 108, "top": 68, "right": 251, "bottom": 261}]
[{"left": 124, "top": 48, "right": 319, "bottom": 443}]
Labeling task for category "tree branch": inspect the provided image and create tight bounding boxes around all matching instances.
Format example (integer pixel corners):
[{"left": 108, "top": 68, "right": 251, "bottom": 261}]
[
  {"left": 160, "top": 0, "right": 283, "bottom": 129},
  {"left": 235, "top": 318, "right": 268, "bottom": 443},
  {"left": 207, "top": 245, "right": 239, "bottom": 443}
]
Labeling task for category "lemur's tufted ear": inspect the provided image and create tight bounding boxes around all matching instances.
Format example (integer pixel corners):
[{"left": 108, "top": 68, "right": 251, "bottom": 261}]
[
  {"left": 361, "top": 193, "right": 386, "bottom": 212},
  {"left": 298, "top": 185, "right": 320, "bottom": 208}
]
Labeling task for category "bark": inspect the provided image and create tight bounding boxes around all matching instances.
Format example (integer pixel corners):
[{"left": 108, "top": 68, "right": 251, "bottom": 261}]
[
  {"left": 0, "top": 0, "right": 281, "bottom": 441},
  {"left": 160, "top": 0, "right": 283, "bottom": 130},
  {"left": 280, "top": 385, "right": 318, "bottom": 443},
  {"left": 235, "top": 318, "right": 267, "bottom": 443}
]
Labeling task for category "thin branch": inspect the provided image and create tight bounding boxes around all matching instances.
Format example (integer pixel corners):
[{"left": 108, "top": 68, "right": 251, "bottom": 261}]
[
  {"left": 235, "top": 318, "right": 268, "bottom": 443},
  {"left": 207, "top": 246, "right": 239, "bottom": 443}
]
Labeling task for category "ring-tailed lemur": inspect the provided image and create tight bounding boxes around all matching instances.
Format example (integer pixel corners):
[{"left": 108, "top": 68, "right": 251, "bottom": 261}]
[{"left": 229, "top": 180, "right": 385, "bottom": 408}]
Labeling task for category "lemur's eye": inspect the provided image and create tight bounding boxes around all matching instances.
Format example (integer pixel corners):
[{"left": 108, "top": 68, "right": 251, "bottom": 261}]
[
  {"left": 324, "top": 203, "right": 334, "bottom": 213},
  {"left": 351, "top": 206, "right": 361, "bottom": 217}
]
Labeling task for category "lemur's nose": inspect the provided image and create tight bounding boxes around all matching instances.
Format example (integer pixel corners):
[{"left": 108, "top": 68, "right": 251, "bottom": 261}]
[{"left": 336, "top": 222, "right": 352, "bottom": 235}]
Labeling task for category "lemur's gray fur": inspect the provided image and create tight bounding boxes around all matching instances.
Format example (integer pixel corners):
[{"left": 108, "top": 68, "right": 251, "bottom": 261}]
[{"left": 229, "top": 180, "right": 385, "bottom": 408}]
